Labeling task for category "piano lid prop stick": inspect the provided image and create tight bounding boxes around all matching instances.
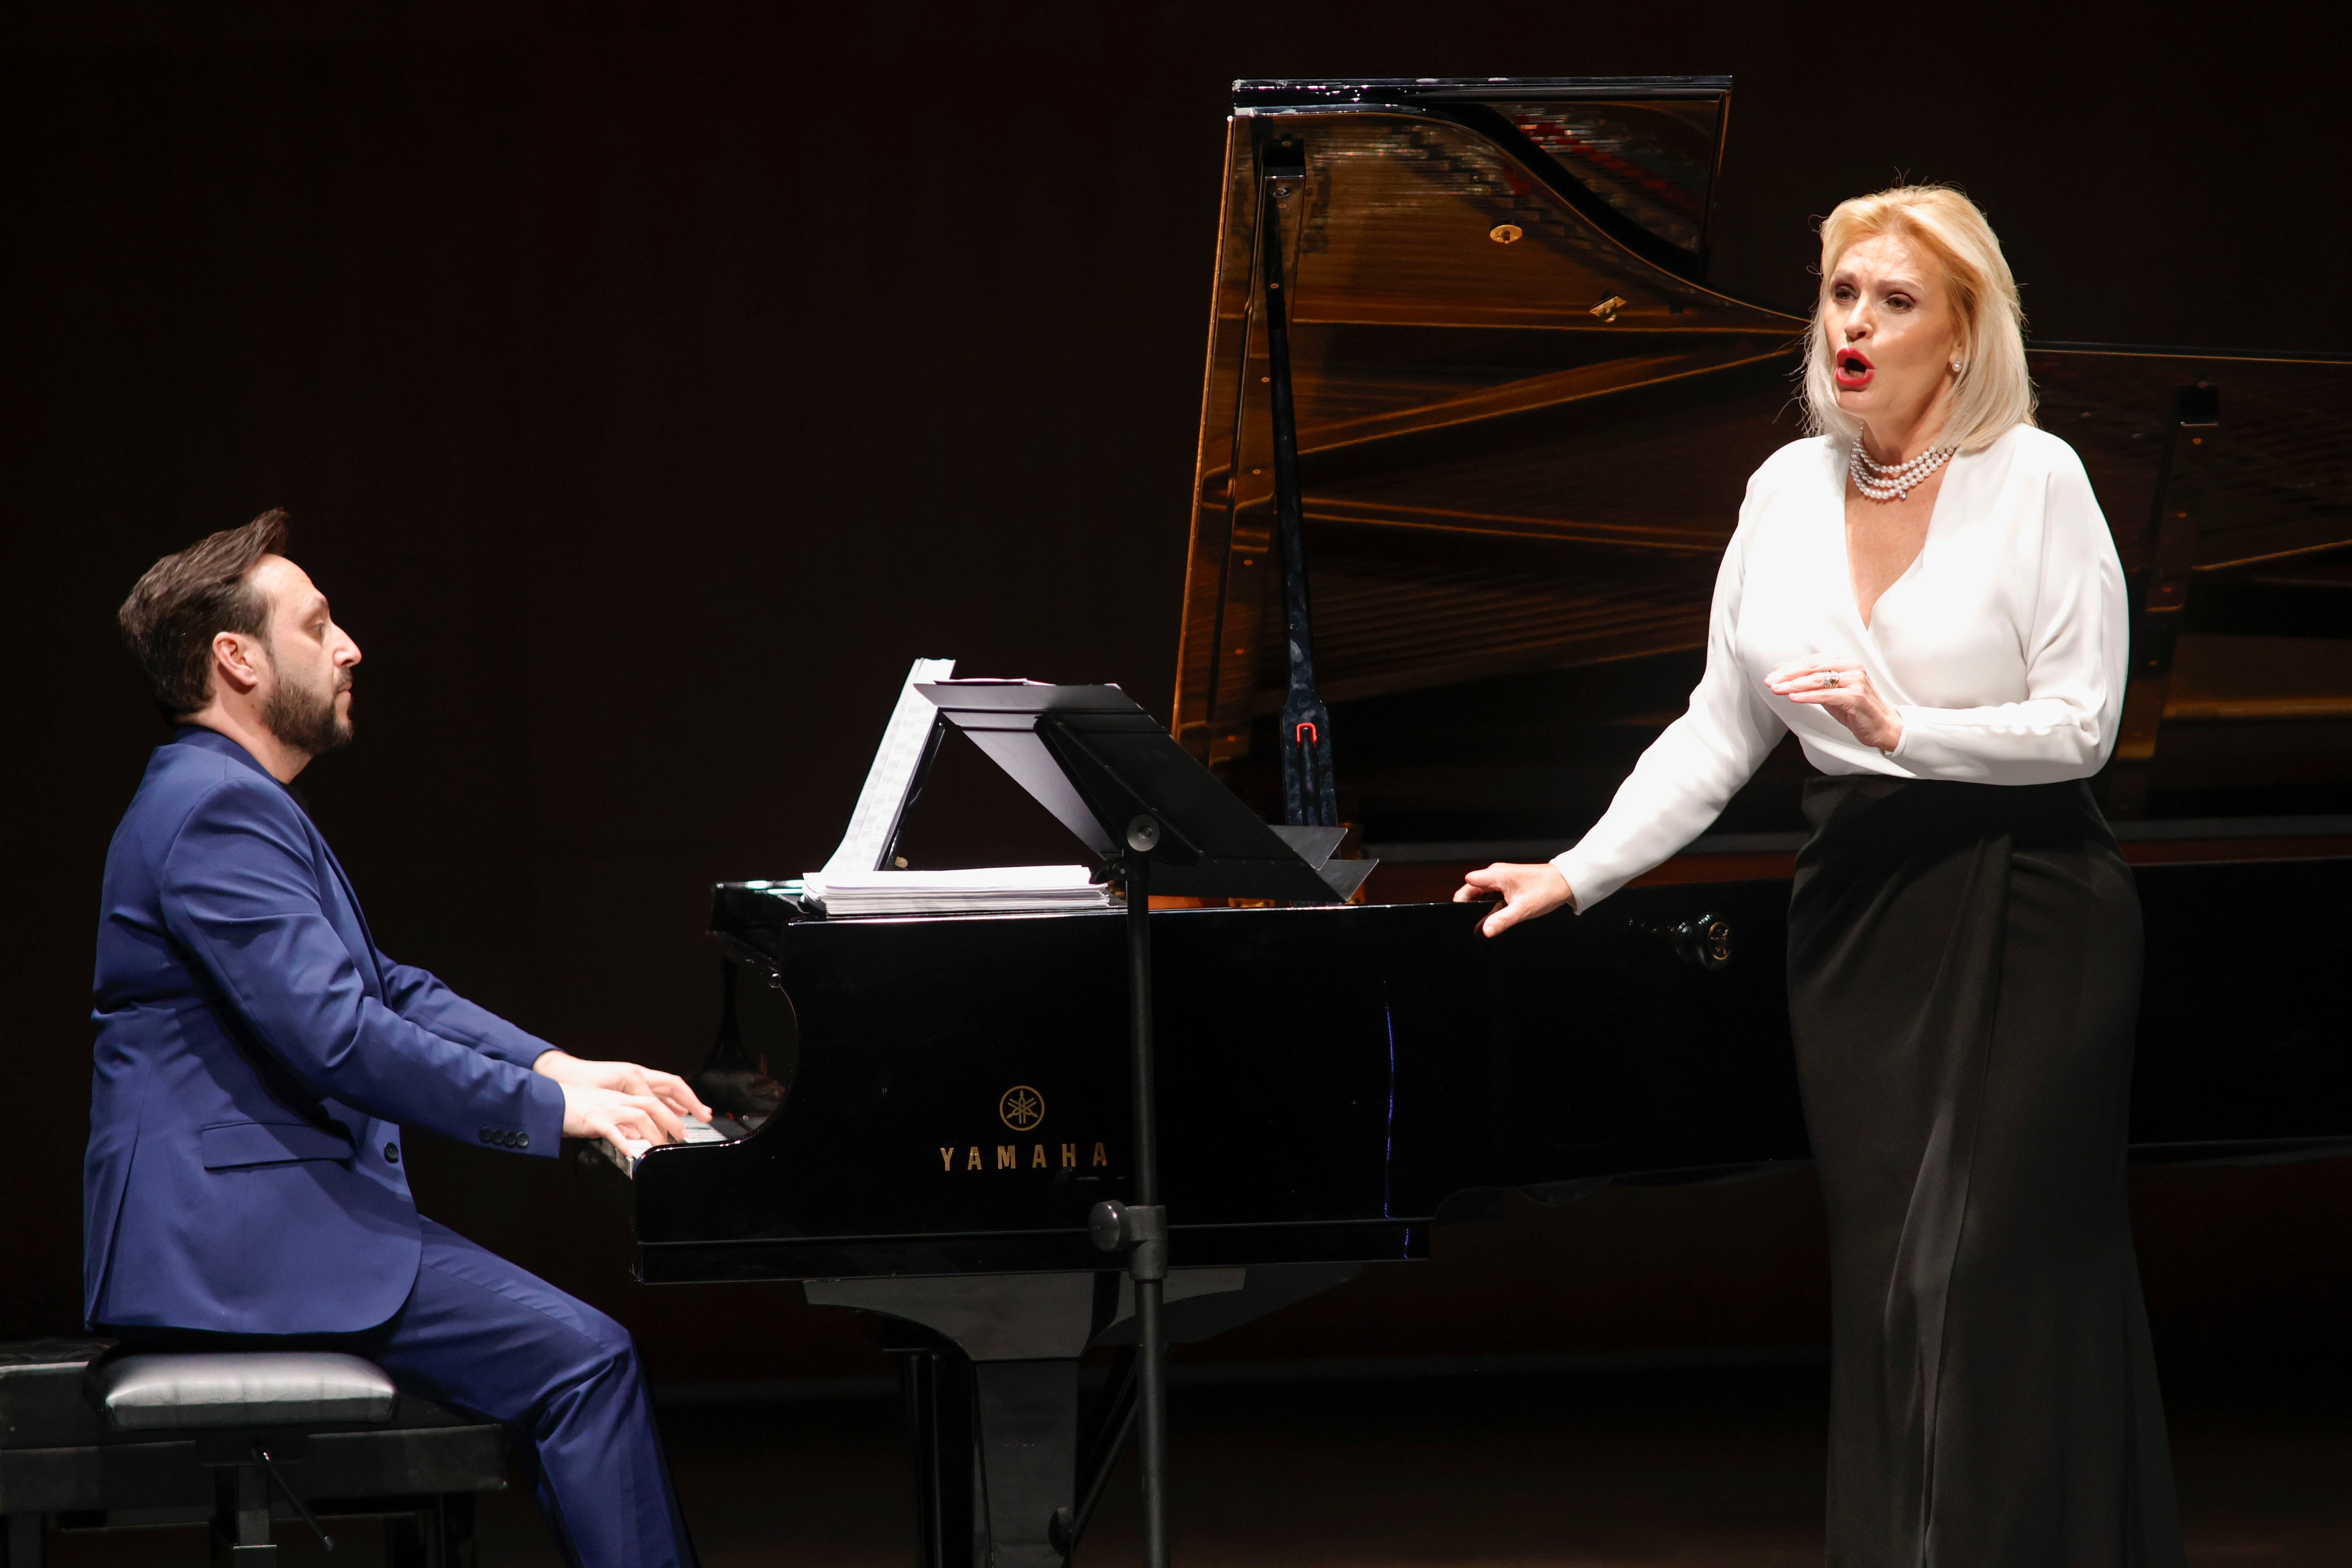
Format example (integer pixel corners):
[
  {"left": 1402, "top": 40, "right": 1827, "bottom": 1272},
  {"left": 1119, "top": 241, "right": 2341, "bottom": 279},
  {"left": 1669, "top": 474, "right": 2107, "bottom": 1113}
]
[{"left": 1259, "top": 141, "right": 1339, "bottom": 830}]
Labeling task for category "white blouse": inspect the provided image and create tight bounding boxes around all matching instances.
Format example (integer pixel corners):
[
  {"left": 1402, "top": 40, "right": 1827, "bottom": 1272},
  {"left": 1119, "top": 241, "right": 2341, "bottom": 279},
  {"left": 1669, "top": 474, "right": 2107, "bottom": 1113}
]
[{"left": 1551, "top": 425, "right": 2129, "bottom": 911}]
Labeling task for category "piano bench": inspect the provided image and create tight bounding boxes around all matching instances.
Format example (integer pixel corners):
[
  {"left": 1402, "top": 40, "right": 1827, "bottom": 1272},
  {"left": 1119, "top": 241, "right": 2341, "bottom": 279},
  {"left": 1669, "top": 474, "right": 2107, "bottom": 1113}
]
[{"left": 0, "top": 1338, "right": 507, "bottom": 1568}]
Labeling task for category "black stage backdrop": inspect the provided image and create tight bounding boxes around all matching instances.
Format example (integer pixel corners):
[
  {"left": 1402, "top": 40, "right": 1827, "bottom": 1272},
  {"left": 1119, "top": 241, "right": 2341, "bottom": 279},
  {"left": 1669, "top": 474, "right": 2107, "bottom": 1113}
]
[{"left": 7, "top": 2, "right": 2348, "bottom": 1382}]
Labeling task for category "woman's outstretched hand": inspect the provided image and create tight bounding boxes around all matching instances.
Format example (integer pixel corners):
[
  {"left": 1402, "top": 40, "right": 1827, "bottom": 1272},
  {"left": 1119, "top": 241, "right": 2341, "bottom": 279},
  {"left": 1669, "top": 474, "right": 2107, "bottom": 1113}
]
[
  {"left": 1453, "top": 862, "right": 1574, "bottom": 937},
  {"left": 1765, "top": 656, "right": 1904, "bottom": 752}
]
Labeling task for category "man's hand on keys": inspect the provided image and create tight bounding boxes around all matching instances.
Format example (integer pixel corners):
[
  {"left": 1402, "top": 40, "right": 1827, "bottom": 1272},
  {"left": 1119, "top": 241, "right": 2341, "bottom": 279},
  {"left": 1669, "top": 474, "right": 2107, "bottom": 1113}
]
[{"left": 534, "top": 1051, "right": 713, "bottom": 1156}]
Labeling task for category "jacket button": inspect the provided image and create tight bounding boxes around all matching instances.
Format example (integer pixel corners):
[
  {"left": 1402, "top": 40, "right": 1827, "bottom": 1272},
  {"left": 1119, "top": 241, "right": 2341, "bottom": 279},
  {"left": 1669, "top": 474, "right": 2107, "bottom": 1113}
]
[
  {"left": 384, "top": 1142, "right": 400, "bottom": 1164},
  {"left": 516, "top": 1132, "right": 529, "bottom": 1149},
  {"left": 479, "top": 1127, "right": 493, "bottom": 1144}
]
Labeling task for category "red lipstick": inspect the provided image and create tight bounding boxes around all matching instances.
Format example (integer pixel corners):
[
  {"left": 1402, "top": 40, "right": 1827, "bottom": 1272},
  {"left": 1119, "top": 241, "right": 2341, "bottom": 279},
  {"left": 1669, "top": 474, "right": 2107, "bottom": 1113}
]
[{"left": 1834, "top": 346, "right": 1875, "bottom": 390}]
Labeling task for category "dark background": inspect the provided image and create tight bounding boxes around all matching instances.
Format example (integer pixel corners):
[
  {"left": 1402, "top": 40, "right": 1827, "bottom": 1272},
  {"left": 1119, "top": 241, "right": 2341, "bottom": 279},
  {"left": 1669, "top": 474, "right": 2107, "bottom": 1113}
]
[{"left": 7, "top": 2, "right": 2349, "bottom": 1383}]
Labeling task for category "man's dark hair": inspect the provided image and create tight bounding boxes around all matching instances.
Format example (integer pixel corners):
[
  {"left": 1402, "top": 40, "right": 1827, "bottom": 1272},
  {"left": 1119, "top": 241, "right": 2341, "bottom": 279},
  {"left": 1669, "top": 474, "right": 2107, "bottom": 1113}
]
[{"left": 118, "top": 510, "right": 290, "bottom": 721}]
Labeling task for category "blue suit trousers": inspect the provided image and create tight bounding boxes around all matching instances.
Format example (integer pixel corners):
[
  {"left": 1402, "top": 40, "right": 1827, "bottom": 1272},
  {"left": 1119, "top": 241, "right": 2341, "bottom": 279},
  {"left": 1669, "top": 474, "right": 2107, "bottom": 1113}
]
[
  {"left": 370, "top": 1220, "right": 695, "bottom": 1568},
  {"left": 114, "top": 1218, "right": 694, "bottom": 1568}
]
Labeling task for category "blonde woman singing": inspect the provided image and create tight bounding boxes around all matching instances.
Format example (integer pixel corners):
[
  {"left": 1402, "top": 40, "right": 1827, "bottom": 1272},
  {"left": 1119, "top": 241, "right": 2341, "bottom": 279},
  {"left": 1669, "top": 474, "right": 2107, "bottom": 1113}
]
[{"left": 1459, "top": 185, "right": 2180, "bottom": 1566}]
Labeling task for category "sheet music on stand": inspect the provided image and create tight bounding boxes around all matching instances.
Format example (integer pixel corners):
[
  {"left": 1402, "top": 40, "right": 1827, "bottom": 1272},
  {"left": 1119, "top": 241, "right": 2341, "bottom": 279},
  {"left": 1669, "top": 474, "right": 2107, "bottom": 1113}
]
[
  {"left": 801, "top": 663, "right": 1112, "bottom": 918},
  {"left": 821, "top": 657, "right": 958, "bottom": 878}
]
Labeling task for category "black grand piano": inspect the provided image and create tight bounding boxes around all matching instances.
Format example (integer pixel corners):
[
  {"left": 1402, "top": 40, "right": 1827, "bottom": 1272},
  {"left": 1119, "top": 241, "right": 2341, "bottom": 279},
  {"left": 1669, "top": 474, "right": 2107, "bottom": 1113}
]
[{"left": 602, "top": 78, "right": 2352, "bottom": 1568}]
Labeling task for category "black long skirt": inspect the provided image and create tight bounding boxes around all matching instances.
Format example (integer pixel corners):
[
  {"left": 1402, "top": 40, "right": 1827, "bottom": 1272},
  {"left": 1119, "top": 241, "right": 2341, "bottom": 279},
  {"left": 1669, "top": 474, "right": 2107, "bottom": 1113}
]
[{"left": 1788, "top": 776, "right": 2184, "bottom": 1568}]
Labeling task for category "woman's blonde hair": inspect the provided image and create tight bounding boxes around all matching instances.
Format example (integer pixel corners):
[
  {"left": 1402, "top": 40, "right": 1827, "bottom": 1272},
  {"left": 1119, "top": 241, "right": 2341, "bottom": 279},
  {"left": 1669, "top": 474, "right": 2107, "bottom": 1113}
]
[{"left": 1802, "top": 184, "right": 2034, "bottom": 452}]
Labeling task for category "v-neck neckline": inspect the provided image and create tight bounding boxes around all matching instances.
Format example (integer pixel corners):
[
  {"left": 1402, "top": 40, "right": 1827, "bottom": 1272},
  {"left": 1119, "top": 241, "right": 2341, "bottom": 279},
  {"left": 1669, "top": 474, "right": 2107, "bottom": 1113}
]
[{"left": 1841, "top": 443, "right": 1956, "bottom": 636}]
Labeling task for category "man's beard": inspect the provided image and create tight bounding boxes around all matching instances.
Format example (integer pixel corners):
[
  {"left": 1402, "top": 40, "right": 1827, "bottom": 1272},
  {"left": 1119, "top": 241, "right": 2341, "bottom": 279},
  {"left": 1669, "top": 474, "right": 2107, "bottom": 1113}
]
[{"left": 261, "top": 658, "right": 353, "bottom": 759}]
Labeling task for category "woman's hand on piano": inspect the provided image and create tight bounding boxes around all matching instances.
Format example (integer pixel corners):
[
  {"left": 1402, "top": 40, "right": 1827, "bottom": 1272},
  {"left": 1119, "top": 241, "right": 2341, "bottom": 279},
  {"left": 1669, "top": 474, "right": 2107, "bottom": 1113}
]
[
  {"left": 1453, "top": 863, "right": 1574, "bottom": 937},
  {"left": 533, "top": 1051, "right": 713, "bottom": 1133}
]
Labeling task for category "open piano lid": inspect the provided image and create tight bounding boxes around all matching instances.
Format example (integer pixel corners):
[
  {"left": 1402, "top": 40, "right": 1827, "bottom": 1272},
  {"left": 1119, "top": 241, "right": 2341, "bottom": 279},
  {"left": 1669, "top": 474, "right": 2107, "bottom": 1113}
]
[{"left": 1175, "top": 77, "right": 2352, "bottom": 842}]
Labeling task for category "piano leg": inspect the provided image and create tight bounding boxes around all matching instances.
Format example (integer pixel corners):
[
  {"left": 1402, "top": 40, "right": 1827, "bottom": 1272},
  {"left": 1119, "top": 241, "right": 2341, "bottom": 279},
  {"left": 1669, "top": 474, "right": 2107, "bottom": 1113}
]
[
  {"left": 889, "top": 1343, "right": 977, "bottom": 1568},
  {"left": 970, "top": 1359, "right": 1082, "bottom": 1568},
  {"left": 815, "top": 1266, "right": 1359, "bottom": 1566},
  {"left": 886, "top": 1337, "right": 1082, "bottom": 1568}
]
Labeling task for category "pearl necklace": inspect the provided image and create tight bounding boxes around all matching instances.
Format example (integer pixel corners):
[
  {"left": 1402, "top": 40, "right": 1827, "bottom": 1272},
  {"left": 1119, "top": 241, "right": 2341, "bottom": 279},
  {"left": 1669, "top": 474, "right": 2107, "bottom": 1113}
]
[{"left": 1848, "top": 440, "right": 1956, "bottom": 502}]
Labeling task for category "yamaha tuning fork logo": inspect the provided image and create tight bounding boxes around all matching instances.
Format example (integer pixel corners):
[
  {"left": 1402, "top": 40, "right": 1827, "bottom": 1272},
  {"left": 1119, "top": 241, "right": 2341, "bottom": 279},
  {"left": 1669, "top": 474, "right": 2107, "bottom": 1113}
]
[
  {"left": 938, "top": 1085, "right": 1110, "bottom": 1175},
  {"left": 999, "top": 1085, "right": 1045, "bottom": 1131}
]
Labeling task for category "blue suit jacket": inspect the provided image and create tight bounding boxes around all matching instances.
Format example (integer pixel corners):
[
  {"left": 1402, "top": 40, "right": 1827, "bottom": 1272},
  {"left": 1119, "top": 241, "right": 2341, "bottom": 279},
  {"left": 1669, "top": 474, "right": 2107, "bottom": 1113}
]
[{"left": 86, "top": 727, "right": 567, "bottom": 1334}]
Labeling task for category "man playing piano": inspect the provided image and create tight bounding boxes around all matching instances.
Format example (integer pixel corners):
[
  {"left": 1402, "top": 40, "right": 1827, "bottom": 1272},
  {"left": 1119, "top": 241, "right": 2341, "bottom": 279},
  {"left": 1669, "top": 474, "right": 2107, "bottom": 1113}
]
[{"left": 88, "top": 510, "right": 708, "bottom": 1568}]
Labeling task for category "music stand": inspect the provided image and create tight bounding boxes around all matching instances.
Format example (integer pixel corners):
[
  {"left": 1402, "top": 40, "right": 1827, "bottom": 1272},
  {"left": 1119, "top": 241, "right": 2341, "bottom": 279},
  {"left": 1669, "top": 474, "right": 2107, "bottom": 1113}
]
[{"left": 918, "top": 681, "right": 1373, "bottom": 1568}]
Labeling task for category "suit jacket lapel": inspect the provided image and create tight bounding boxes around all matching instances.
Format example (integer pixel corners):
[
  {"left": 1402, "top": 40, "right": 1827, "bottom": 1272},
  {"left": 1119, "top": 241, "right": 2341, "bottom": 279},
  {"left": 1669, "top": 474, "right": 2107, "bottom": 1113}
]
[{"left": 168, "top": 729, "right": 386, "bottom": 994}]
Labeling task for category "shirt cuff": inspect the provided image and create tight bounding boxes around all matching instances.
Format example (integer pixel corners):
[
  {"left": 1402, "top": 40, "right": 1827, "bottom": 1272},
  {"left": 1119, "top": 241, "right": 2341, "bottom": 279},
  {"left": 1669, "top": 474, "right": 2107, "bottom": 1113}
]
[
  {"left": 1547, "top": 852, "right": 1587, "bottom": 915},
  {"left": 1886, "top": 705, "right": 1919, "bottom": 761}
]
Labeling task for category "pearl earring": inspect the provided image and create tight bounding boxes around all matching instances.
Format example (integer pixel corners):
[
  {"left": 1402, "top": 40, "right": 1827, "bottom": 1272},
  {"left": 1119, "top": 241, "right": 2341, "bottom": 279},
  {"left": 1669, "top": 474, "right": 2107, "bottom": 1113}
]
[{"left": 1950, "top": 359, "right": 1963, "bottom": 373}]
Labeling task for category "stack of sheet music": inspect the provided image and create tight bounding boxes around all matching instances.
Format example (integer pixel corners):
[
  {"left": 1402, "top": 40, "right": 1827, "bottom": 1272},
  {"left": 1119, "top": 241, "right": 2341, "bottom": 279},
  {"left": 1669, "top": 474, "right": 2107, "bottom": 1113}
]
[{"left": 802, "top": 865, "right": 1111, "bottom": 917}]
